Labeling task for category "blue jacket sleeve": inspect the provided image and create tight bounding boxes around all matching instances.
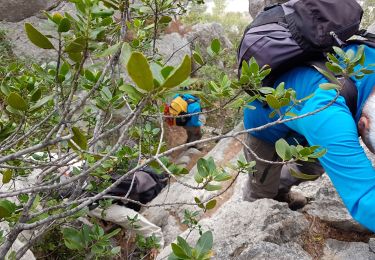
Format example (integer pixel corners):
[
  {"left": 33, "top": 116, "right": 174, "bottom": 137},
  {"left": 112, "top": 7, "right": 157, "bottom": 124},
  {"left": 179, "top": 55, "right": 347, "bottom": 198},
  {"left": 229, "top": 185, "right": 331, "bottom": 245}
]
[{"left": 292, "top": 89, "right": 375, "bottom": 232}]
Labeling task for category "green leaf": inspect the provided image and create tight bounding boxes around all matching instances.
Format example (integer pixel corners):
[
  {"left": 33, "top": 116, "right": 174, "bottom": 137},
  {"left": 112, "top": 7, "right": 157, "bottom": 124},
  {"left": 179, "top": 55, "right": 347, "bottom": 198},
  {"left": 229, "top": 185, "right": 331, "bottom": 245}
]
[
  {"left": 194, "top": 197, "right": 205, "bottom": 209},
  {"left": 65, "top": 37, "right": 86, "bottom": 53},
  {"left": 127, "top": 52, "right": 154, "bottom": 92},
  {"left": 193, "top": 51, "right": 204, "bottom": 66},
  {"left": 204, "top": 184, "right": 222, "bottom": 191},
  {"left": 327, "top": 53, "right": 340, "bottom": 64},
  {"left": 6, "top": 105, "right": 23, "bottom": 116},
  {"left": 120, "top": 42, "right": 132, "bottom": 66},
  {"left": 30, "top": 94, "right": 53, "bottom": 111},
  {"left": 309, "top": 148, "right": 327, "bottom": 159},
  {"left": 351, "top": 45, "right": 365, "bottom": 63},
  {"left": 266, "top": 95, "right": 281, "bottom": 109},
  {"left": 249, "top": 59, "right": 259, "bottom": 75},
  {"left": 161, "top": 66, "right": 174, "bottom": 79},
  {"left": 159, "top": 16, "right": 172, "bottom": 24},
  {"left": 2, "top": 170, "right": 12, "bottom": 184},
  {"left": 333, "top": 46, "right": 346, "bottom": 59},
  {"left": 176, "top": 237, "right": 192, "bottom": 257},
  {"left": 1, "top": 85, "right": 10, "bottom": 96},
  {"left": 68, "top": 52, "right": 83, "bottom": 63},
  {"left": 197, "top": 158, "right": 209, "bottom": 178},
  {"left": 213, "top": 171, "right": 231, "bottom": 182},
  {"left": 275, "top": 138, "right": 291, "bottom": 161},
  {"left": 325, "top": 62, "right": 343, "bottom": 74},
  {"left": 58, "top": 18, "right": 71, "bottom": 32},
  {"left": 7, "top": 92, "right": 28, "bottom": 111},
  {"left": 319, "top": 83, "right": 340, "bottom": 90},
  {"left": 162, "top": 55, "right": 191, "bottom": 89},
  {"left": 289, "top": 168, "right": 320, "bottom": 181},
  {"left": 0, "top": 200, "right": 16, "bottom": 218},
  {"left": 195, "top": 231, "right": 213, "bottom": 258},
  {"left": 285, "top": 111, "right": 297, "bottom": 117},
  {"left": 111, "top": 246, "right": 121, "bottom": 255},
  {"left": 96, "top": 42, "right": 122, "bottom": 58},
  {"left": 24, "top": 23, "right": 54, "bottom": 49},
  {"left": 313, "top": 65, "right": 340, "bottom": 85},
  {"left": 194, "top": 172, "right": 204, "bottom": 184},
  {"left": 210, "top": 39, "right": 221, "bottom": 54},
  {"left": 69, "top": 127, "right": 88, "bottom": 151},
  {"left": 259, "top": 87, "right": 274, "bottom": 95},
  {"left": 52, "top": 12, "right": 64, "bottom": 24},
  {"left": 205, "top": 200, "right": 217, "bottom": 210},
  {"left": 171, "top": 243, "right": 189, "bottom": 258},
  {"left": 269, "top": 110, "right": 277, "bottom": 118},
  {"left": 30, "top": 88, "right": 42, "bottom": 102},
  {"left": 60, "top": 62, "right": 70, "bottom": 76},
  {"left": 62, "top": 228, "right": 84, "bottom": 250},
  {"left": 119, "top": 84, "right": 143, "bottom": 101}
]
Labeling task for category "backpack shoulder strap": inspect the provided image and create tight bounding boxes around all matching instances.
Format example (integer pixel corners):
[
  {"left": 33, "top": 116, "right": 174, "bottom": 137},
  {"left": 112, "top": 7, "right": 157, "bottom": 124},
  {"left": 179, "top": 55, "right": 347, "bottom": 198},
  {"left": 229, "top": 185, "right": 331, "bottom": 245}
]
[{"left": 308, "top": 60, "right": 358, "bottom": 117}]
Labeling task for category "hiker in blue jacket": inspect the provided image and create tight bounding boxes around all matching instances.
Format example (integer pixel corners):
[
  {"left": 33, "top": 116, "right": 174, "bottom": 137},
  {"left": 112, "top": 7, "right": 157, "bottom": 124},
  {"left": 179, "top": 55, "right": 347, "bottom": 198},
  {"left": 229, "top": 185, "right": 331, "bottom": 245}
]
[
  {"left": 166, "top": 94, "right": 204, "bottom": 144},
  {"left": 243, "top": 43, "right": 375, "bottom": 233}
]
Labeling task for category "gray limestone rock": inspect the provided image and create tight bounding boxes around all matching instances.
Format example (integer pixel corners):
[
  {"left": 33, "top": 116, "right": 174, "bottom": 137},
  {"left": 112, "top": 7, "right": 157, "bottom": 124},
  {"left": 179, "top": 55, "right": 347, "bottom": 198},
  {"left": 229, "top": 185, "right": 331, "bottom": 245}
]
[
  {"left": 0, "top": 0, "right": 59, "bottom": 22},
  {"left": 155, "top": 32, "right": 191, "bottom": 67},
  {"left": 186, "top": 22, "right": 232, "bottom": 60},
  {"left": 322, "top": 239, "right": 375, "bottom": 260},
  {"left": 238, "top": 242, "right": 311, "bottom": 260},
  {"left": 157, "top": 199, "right": 310, "bottom": 259},
  {"left": 293, "top": 175, "right": 368, "bottom": 232},
  {"left": 369, "top": 238, "right": 375, "bottom": 253},
  {"left": 0, "top": 2, "right": 75, "bottom": 62}
]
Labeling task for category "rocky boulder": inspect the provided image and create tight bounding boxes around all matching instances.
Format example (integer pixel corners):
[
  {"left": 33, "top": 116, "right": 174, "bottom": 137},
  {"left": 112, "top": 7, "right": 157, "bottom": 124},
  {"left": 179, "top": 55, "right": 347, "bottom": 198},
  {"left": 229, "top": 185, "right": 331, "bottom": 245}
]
[
  {"left": 0, "top": 1, "right": 74, "bottom": 61},
  {"left": 156, "top": 32, "right": 192, "bottom": 67},
  {"left": 186, "top": 22, "right": 232, "bottom": 59},
  {"left": 322, "top": 239, "right": 375, "bottom": 260},
  {"left": 157, "top": 199, "right": 311, "bottom": 260},
  {"left": 293, "top": 175, "right": 368, "bottom": 233},
  {"left": 0, "top": 0, "right": 59, "bottom": 22}
]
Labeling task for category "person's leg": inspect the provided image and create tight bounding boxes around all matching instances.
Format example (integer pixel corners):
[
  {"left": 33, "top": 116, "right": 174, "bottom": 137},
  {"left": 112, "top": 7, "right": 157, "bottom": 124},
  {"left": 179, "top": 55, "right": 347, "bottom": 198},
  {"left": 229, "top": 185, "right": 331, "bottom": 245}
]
[
  {"left": 243, "top": 133, "right": 282, "bottom": 200},
  {"left": 278, "top": 161, "right": 325, "bottom": 193},
  {"left": 184, "top": 126, "right": 202, "bottom": 144},
  {"left": 244, "top": 134, "right": 314, "bottom": 210}
]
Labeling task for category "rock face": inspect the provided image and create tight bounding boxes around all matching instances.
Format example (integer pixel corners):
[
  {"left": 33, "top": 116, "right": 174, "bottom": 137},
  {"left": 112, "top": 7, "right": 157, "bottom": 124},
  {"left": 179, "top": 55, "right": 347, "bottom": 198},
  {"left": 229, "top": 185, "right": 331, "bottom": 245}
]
[
  {"left": 156, "top": 33, "right": 192, "bottom": 67},
  {"left": 154, "top": 132, "right": 374, "bottom": 259},
  {"left": 157, "top": 200, "right": 311, "bottom": 260},
  {"left": 293, "top": 175, "right": 368, "bottom": 232},
  {"left": 322, "top": 239, "right": 375, "bottom": 260},
  {"left": 0, "top": 1, "right": 74, "bottom": 62},
  {"left": 186, "top": 23, "right": 233, "bottom": 57},
  {"left": 0, "top": 0, "right": 58, "bottom": 22}
]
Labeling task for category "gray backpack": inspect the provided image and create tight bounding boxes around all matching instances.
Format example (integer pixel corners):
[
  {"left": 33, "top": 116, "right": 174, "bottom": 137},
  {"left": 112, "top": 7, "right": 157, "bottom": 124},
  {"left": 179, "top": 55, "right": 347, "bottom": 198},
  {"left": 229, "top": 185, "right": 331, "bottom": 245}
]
[{"left": 238, "top": 0, "right": 375, "bottom": 116}]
